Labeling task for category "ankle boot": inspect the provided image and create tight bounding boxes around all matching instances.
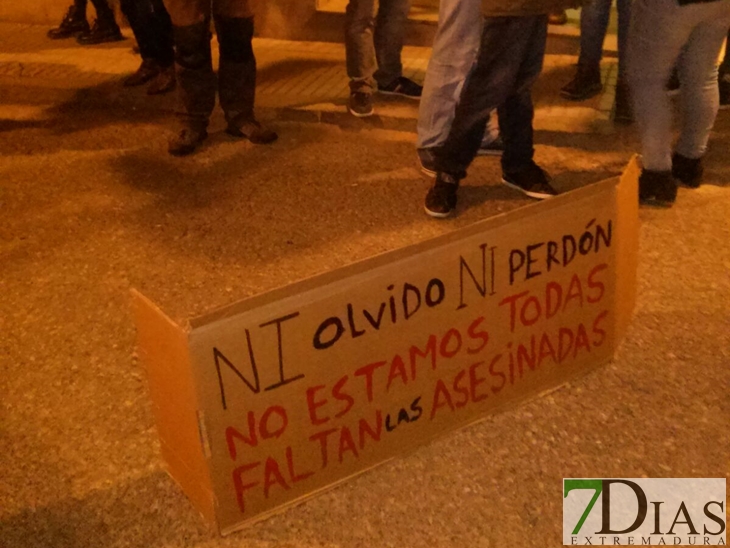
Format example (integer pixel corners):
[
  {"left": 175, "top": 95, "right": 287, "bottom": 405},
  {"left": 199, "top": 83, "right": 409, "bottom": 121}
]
[
  {"left": 47, "top": 4, "right": 89, "bottom": 39},
  {"left": 123, "top": 59, "right": 159, "bottom": 87},
  {"left": 561, "top": 64, "right": 603, "bottom": 101},
  {"left": 169, "top": 127, "right": 208, "bottom": 156},
  {"left": 77, "top": 17, "right": 123, "bottom": 45},
  {"left": 147, "top": 65, "right": 176, "bottom": 95}
]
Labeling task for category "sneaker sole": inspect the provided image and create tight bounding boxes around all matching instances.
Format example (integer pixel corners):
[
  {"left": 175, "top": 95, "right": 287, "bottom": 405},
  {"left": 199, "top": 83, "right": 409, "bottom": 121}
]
[
  {"left": 418, "top": 160, "right": 436, "bottom": 178},
  {"left": 348, "top": 107, "right": 374, "bottom": 118},
  {"left": 424, "top": 206, "right": 453, "bottom": 219},
  {"left": 501, "top": 178, "right": 556, "bottom": 200},
  {"left": 378, "top": 90, "right": 421, "bottom": 101}
]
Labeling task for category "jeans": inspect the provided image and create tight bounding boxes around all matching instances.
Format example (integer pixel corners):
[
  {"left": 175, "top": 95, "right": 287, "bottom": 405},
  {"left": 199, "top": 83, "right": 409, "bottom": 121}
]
[
  {"left": 416, "top": 0, "right": 499, "bottom": 150},
  {"left": 628, "top": 0, "right": 730, "bottom": 171},
  {"left": 434, "top": 15, "right": 548, "bottom": 178},
  {"left": 345, "top": 0, "right": 411, "bottom": 92},
  {"left": 579, "top": 0, "right": 632, "bottom": 80},
  {"left": 120, "top": 0, "right": 174, "bottom": 67}
]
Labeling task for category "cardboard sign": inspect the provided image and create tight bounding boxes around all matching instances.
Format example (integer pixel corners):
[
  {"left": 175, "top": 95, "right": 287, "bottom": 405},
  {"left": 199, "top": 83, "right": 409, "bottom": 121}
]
[{"left": 133, "top": 158, "right": 640, "bottom": 535}]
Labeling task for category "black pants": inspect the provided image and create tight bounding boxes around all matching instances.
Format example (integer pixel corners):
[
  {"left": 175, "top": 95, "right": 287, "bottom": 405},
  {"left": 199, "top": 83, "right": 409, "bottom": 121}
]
[
  {"left": 73, "top": 0, "right": 116, "bottom": 23},
  {"left": 169, "top": 15, "right": 257, "bottom": 129},
  {"left": 120, "top": 0, "right": 175, "bottom": 68},
  {"left": 721, "top": 29, "right": 730, "bottom": 74},
  {"left": 434, "top": 15, "right": 548, "bottom": 178}
]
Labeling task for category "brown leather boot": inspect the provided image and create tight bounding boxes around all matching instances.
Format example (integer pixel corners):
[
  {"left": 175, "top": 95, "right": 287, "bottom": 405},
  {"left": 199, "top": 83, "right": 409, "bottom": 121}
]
[{"left": 147, "top": 65, "right": 176, "bottom": 95}]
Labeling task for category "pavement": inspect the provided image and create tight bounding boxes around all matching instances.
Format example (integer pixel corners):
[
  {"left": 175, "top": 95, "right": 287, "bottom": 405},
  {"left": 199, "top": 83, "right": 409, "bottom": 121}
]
[{"left": 0, "top": 20, "right": 729, "bottom": 548}]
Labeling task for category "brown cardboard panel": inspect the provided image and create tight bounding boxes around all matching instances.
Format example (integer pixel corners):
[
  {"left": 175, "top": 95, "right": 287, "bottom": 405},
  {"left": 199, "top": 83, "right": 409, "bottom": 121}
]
[
  {"left": 134, "top": 161, "right": 639, "bottom": 534},
  {"left": 613, "top": 156, "right": 641, "bottom": 341},
  {"left": 131, "top": 290, "right": 217, "bottom": 527}
]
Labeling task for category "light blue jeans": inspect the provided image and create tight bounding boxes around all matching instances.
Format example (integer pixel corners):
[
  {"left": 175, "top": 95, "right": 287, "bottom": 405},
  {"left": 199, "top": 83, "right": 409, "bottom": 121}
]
[
  {"left": 416, "top": 0, "right": 498, "bottom": 150},
  {"left": 628, "top": 0, "right": 730, "bottom": 171}
]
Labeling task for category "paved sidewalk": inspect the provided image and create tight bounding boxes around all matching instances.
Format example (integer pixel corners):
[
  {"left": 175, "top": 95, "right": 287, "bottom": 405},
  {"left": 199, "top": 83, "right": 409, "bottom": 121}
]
[{"left": 0, "top": 22, "right": 618, "bottom": 133}]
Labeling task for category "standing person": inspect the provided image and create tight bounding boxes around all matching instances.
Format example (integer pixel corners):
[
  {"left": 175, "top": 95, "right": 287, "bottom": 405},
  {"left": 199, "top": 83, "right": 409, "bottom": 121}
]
[
  {"left": 628, "top": 0, "right": 730, "bottom": 206},
  {"left": 163, "top": 0, "right": 276, "bottom": 156},
  {"left": 423, "top": 0, "right": 582, "bottom": 218},
  {"left": 720, "top": 29, "right": 730, "bottom": 107},
  {"left": 120, "top": 0, "right": 176, "bottom": 95},
  {"left": 346, "top": 0, "right": 424, "bottom": 117},
  {"left": 560, "top": 0, "right": 633, "bottom": 123},
  {"left": 47, "top": 0, "right": 124, "bottom": 44},
  {"left": 416, "top": 0, "right": 503, "bottom": 178}
]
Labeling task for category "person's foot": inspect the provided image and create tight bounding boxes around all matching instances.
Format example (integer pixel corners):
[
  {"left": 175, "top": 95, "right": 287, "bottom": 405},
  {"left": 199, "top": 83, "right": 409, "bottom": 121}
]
[
  {"left": 47, "top": 5, "right": 89, "bottom": 39},
  {"left": 417, "top": 147, "right": 437, "bottom": 177},
  {"left": 123, "top": 59, "right": 159, "bottom": 87},
  {"left": 147, "top": 65, "right": 176, "bottom": 95},
  {"left": 549, "top": 11, "right": 568, "bottom": 25},
  {"left": 349, "top": 91, "right": 374, "bottom": 117},
  {"left": 168, "top": 127, "right": 208, "bottom": 156},
  {"left": 613, "top": 82, "right": 633, "bottom": 125},
  {"left": 561, "top": 65, "right": 602, "bottom": 101},
  {"left": 378, "top": 76, "right": 423, "bottom": 99},
  {"left": 226, "top": 118, "right": 278, "bottom": 144},
  {"left": 639, "top": 169, "right": 677, "bottom": 206},
  {"left": 719, "top": 73, "right": 730, "bottom": 109},
  {"left": 502, "top": 162, "right": 558, "bottom": 199},
  {"left": 476, "top": 135, "right": 505, "bottom": 156},
  {"left": 424, "top": 172, "right": 460, "bottom": 218},
  {"left": 76, "top": 18, "right": 124, "bottom": 45},
  {"left": 672, "top": 153, "right": 703, "bottom": 188}
]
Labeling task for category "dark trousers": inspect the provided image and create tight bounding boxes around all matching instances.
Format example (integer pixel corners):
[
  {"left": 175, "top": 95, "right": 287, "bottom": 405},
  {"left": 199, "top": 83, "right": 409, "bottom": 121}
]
[
  {"left": 164, "top": 0, "right": 256, "bottom": 129},
  {"left": 434, "top": 15, "right": 548, "bottom": 178},
  {"left": 120, "top": 0, "right": 175, "bottom": 67},
  {"left": 721, "top": 29, "right": 730, "bottom": 74},
  {"left": 74, "top": 0, "right": 116, "bottom": 22}
]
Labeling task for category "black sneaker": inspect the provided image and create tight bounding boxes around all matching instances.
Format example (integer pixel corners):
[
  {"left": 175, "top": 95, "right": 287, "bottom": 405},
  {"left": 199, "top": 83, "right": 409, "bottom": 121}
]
[
  {"left": 378, "top": 76, "right": 423, "bottom": 99},
  {"left": 169, "top": 127, "right": 208, "bottom": 157},
  {"left": 47, "top": 5, "right": 89, "bottom": 39},
  {"left": 720, "top": 73, "right": 730, "bottom": 110},
  {"left": 76, "top": 18, "right": 124, "bottom": 45},
  {"left": 561, "top": 65, "right": 602, "bottom": 101},
  {"left": 672, "top": 153, "right": 703, "bottom": 188},
  {"left": 639, "top": 169, "right": 677, "bottom": 206},
  {"left": 425, "top": 172, "right": 460, "bottom": 218},
  {"left": 477, "top": 135, "right": 505, "bottom": 156},
  {"left": 613, "top": 81, "right": 633, "bottom": 125},
  {"left": 417, "top": 147, "right": 437, "bottom": 177},
  {"left": 349, "top": 91, "right": 374, "bottom": 117},
  {"left": 502, "top": 163, "right": 558, "bottom": 199}
]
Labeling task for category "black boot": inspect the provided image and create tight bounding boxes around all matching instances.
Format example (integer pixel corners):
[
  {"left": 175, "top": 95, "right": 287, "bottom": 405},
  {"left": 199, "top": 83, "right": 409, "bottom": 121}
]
[
  {"left": 77, "top": 17, "right": 123, "bottom": 45},
  {"left": 47, "top": 4, "right": 89, "bottom": 39},
  {"left": 561, "top": 64, "right": 603, "bottom": 101},
  {"left": 123, "top": 58, "right": 159, "bottom": 87},
  {"left": 639, "top": 170, "right": 677, "bottom": 207}
]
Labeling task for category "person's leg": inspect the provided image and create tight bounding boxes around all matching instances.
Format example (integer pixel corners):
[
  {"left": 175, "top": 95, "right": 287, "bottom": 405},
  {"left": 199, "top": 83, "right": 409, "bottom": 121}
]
[
  {"left": 143, "top": 0, "right": 176, "bottom": 94},
  {"left": 120, "top": 0, "right": 161, "bottom": 86},
  {"left": 345, "top": 0, "right": 377, "bottom": 93},
  {"left": 214, "top": 0, "right": 277, "bottom": 144},
  {"left": 720, "top": 29, "right": 730, "bottom": 108},
  {"left": 612, "top": 0, "right": 634, "bottom": 124},
  {"left": 425, "top": 16, "right": 553, "bottom": 217},
  {"left": 417, "top": 0, "right": 482, "bottom": 150},
  {"left": 48, "top": 0, "right": 89, "bottom": 39},
  {"left": 164, "top": 0, "right": 214, "bottom": 155},
  {"left": 372, "top": 0, "right": 411, "bottom": 88},
  {"left": 78, "top": 0, "right": 123, "bottom": 44},
  {"left": 561, "top": 0, "right": 611, "bottom": 100},
  {"left": 498, "top": 16, "right": 548, "bottom": 176},
  {"left": 674, "top": 12, "right": 730, "bottom": 167}
]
